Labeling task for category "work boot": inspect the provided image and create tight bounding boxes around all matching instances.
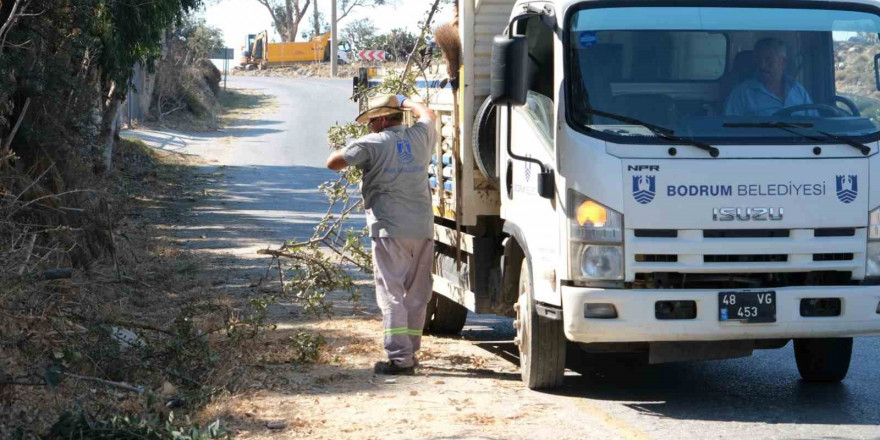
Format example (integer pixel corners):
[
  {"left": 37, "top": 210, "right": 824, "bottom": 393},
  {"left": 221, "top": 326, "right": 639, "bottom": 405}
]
[{"left": 373, "top": 360, "right": 415, "bottom": 376}]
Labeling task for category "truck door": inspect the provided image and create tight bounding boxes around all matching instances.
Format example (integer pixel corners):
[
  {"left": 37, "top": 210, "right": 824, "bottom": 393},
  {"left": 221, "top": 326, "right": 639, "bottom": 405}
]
[{"left": 500, "top": 14, "right": 561, "bottom": 306}]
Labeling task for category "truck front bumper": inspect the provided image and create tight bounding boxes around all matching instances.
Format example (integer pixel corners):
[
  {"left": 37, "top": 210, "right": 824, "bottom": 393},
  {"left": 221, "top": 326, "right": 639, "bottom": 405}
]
[{"left": 561, "top": 285, "right": 880, "bottom": 343}]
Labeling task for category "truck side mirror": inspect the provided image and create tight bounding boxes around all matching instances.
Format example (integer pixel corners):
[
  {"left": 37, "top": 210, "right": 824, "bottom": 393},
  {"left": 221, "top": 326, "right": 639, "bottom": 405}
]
[
  {"left": 537, "top": 169, "right": 555, "bottom": 200},
  {"left": 490, "top": 35, "right": 529, "bottom": 106}
]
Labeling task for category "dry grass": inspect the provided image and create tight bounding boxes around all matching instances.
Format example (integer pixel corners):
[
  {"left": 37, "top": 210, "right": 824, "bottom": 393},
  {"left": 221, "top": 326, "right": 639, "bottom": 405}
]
[
  {"left": 0, "top": 105, "right": 282, "bottom": 436},
  {"left": 217, "top": 88, "right": 279, "bottom": 126}
]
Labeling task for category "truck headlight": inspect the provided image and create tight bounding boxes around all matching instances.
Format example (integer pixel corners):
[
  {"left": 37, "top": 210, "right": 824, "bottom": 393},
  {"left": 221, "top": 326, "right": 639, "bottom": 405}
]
[
  {"left": 577, "top": 245, "right": 623, "bottom": 280},
  {"left": 868, "top": 208, "right": 880, "bottom": 276},
  {"left": 569, "top": 190, "right": 623, "bottom": 281}
]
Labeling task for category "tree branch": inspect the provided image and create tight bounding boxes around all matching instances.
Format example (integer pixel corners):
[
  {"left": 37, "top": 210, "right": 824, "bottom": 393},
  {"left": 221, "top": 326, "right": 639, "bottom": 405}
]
[
  {"left": 0, "top": 0, "right": 28, "bottom": 51},
  {"left": 63, "top": 372, "right": 144, "bottom": 394},
  {"left": 397, "top": 0, "right": 442, "bottom": 93},
  {"left": 2, "top": 97, "right": 30, "bottom": 155}
]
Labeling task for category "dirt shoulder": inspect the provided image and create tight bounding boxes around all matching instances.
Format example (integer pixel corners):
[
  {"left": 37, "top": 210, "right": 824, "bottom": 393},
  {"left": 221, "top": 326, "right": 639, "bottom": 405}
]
[{"left": 198, "top": 315, "right": 628, "bottom": 440}]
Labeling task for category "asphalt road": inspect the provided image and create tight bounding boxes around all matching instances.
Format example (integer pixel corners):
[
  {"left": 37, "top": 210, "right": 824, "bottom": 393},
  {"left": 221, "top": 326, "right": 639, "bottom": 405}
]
[{"left": 132, "top": 76, "right": 880, "bottom": 440}]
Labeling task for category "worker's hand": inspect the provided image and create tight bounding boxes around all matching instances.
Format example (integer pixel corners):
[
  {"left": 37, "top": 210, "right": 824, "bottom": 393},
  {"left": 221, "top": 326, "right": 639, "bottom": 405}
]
[{"left": 396, "top": 94, "right": 409, "bottom": 107}]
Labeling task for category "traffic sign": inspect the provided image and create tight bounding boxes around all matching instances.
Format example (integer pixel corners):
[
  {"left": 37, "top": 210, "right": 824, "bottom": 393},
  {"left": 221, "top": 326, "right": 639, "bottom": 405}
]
[
  {"left": 209, "top": 48, "right": 235, "bottom": 60},
  {"left": 357, "top": 50, "right": 387, "bottom": 61}
]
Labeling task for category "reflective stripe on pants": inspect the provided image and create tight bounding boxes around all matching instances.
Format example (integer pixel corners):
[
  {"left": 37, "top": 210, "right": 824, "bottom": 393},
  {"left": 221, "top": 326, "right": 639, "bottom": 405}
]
[{"left": 372, "top": 237, "right": 433, "bottom": 368}]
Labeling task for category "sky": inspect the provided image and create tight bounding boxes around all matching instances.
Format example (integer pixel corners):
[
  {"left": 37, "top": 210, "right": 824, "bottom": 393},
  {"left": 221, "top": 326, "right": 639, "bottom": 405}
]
[{"left": 203, "top": 0, "right": 454, "bottom": 56}]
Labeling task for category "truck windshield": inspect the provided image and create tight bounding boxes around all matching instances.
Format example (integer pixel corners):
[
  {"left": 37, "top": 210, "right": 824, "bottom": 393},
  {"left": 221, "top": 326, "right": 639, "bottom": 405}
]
[{"left": 567, "top": 5, "right": 880, "bottom": 144}]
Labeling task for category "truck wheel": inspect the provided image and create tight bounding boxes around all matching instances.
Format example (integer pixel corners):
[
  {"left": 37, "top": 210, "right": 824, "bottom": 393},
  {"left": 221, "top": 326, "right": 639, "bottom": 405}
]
[
  {"left": 515, "top": 258, "right": 565, "bottom": 390},
  {"left": 794, "top": 337, "right": 852, "bottom": 383},
  {"left": 426, "top": 292, "right": 468, "bottom": 335}
]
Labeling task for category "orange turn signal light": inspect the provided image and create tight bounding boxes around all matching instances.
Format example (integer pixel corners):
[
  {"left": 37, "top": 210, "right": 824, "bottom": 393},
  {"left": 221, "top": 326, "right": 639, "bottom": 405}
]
[{"left": 576, "top": 201, "right": 607, "bottom": 227}]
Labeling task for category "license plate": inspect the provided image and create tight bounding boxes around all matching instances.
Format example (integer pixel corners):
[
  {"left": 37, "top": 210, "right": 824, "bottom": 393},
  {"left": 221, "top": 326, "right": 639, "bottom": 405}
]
[{"left": 718, "top": 291, "right": 776, "bottom": 323}]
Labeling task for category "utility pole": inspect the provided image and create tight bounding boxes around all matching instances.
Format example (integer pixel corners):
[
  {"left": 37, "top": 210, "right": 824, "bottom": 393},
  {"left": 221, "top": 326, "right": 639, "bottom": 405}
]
[{"left": 331, "top": 0, "right": 337, "bottom": 76}]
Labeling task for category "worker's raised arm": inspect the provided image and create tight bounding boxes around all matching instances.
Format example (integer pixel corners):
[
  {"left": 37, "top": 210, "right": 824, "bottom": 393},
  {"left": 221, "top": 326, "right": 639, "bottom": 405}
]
[
  {"left": 326, "top": 150, "right": 349, "bottom": 171},
  {"left": 397, "top": 95, "right": 437, "bottom": 123}
]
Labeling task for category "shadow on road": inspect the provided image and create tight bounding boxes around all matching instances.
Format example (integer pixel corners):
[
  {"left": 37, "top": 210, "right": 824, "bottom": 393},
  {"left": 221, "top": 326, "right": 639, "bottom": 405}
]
[
  {"left": 460, "top": 311, "right": 880, "bottom": 427},
  {"left": 141, "top": 162, "right": 368, "bottom": 301}
]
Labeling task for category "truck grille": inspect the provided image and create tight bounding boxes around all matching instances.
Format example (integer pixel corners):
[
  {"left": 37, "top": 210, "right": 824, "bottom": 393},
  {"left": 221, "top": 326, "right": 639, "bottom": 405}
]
[
  {"left": 635, "top": 254, "right": 678, "bottom": 263},
  {"left": 813, "top": 253, "right": 855, "bottom": 262},
  {"left": 703, "top": 229, "right": 790, "bottom": 238},
  {"left": 633, "top": 229, "right": 678, "bottom": 238},
  {"left": 633, "top": 271, "right": 855, "bottom": 289},
  {"left": 704, "top": 254, "right": 788, "bottom": 263},
  {"left": 626, "top": 227, "right": 867, "bottom": 286},
  {"left": 814, "top": 228, "right": 856, "bottom": 237}
]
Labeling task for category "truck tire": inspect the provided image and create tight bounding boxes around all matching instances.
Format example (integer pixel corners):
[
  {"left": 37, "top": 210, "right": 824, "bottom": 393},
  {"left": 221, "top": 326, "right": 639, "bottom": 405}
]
[
  {"left": 515, "top": 258, "right": 565, "bottom": 390},
  {"left": 426, "top": 292, "right": 468, "bottom": 335},
  {"left": 472, "top": 97, "right": 499, "bottom": 188},
  {"left": 794, "top": 337, "right": 852, "bottom": 382}
]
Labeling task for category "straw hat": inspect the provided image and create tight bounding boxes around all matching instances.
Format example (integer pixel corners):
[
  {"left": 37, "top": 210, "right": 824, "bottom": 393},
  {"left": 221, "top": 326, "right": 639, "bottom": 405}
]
[{"left": 355, "top": 94, "right": 404, "bottom": 124}]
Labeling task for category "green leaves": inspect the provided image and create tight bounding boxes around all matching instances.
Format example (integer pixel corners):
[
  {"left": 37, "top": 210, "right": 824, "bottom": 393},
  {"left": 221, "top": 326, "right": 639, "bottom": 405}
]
[
  {"left": 47, "top": 411, "right": 228, "bottom": 440},
  {"left": 290, "top": 331, "right": 326, "bottom": 364},
  {"left": 98, "top": 0, "right": 204, "bottom": 86}
]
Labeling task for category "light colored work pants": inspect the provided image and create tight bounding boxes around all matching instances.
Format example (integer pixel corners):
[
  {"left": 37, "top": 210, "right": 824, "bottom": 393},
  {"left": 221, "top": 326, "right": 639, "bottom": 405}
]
[{"left": 372, "top": 237, "right": 433, "bottom": 368}]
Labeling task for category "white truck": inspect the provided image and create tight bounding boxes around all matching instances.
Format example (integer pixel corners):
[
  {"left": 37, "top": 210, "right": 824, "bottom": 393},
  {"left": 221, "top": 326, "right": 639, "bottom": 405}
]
[{"left": 358, "top": 0, "right": 880, "bottom": 389}]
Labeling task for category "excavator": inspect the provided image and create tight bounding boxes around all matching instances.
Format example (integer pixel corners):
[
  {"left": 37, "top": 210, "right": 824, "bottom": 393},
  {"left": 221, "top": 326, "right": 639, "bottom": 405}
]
[{"left": 239, "top": 31, "right": 351, "bottom": 69}]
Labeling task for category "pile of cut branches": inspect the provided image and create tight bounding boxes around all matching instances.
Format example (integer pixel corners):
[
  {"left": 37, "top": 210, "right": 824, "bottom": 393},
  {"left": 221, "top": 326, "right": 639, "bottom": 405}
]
[{"left": 0, "top": 140, "right": 267, "bottom": 438}]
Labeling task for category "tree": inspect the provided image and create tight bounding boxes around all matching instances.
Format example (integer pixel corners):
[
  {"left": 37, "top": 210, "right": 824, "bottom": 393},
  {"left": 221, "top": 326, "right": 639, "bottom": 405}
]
[
  {"left": 254, "top": 0, "right": 312, "bottom": 42},
  {"left": 151, "top": 16, "right": 224, "bottom": 125},
  {"left": 362, "top": 28, "right": 419, "bottom": 59},
  {"left": 95, "top": 0, "right": 204, "bottom": 170},
  {"left": 302, "top": 10, "right": 329, "bottom": 40},
  {"left": 341, "top": 18, "right": 375, "bottom": 50},
  {"left": 167, "top": 14, "right": 224, "bottom": 65},
  {"left": 313, "top": 0, "right": 320, "bottom": 36}
]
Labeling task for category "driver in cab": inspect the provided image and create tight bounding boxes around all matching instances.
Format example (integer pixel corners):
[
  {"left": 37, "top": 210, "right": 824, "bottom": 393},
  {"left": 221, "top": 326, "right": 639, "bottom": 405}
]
[{"left": 724, "top": 38, "right": 813, "bottom": 116}]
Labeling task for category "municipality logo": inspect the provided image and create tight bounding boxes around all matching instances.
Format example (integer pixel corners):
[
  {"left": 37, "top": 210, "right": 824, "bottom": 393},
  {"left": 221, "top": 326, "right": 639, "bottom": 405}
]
[
  {"left": 632, "top": 175, "right": 656, "bottom": 205},
  {"left": 836, "top": 175, "right": 858, "bottom": 203},
  {"left": 396, "top": 140, "right": 414, "bottom": 165}
]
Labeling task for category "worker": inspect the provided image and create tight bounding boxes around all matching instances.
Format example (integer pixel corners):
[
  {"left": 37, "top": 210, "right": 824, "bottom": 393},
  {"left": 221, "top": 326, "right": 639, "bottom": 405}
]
[
  {"left": 725, "top": 37, "right": 814, "bottom": 116},
  {"left": 325, "top": 94, "right": 437, "bottom": 375}
]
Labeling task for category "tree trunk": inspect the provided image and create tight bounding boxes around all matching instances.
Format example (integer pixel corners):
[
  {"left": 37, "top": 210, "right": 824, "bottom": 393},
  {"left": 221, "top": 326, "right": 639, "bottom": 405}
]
[
  {"left": 100, "top": 81, "right": 123, "bottom": 172},
  {"left": 285, "top": 0, "right": 296, "bottom": 42},
  {"left": 313, "top": 0, "right": 320, "bottom": 36},
  {"left": 101, "top": 97, "right": 121, "bottom": 171}
]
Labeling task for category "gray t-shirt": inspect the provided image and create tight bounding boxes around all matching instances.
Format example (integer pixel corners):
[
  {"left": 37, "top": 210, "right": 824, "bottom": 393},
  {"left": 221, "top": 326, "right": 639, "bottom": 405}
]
[{"left": 341, "top": 117, "right": 436, "bottom": 238}]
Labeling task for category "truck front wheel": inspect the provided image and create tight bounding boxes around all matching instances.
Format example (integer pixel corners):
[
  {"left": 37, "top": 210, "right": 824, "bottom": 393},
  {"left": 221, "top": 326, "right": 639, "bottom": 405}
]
[
  {"left": 793, "top": 337, "right": 852, "bottom": 383},
  {"left": 515, "top": 259, "right": 565, "bottom": 390}
]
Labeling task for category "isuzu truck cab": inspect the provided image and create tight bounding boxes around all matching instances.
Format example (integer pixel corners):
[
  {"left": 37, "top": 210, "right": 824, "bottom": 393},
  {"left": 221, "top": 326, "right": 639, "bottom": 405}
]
[{"left": 359, "top": 0, "right": 880, "bottom": 389}]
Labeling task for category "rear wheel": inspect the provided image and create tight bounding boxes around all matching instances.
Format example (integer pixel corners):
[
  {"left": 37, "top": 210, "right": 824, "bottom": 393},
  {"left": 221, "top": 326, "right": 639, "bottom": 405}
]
[
  {"left": 794, "top": 337, "right": 852, "bottom": 383},
  {"left": 425, "top": 292, "right": 468, "bottom": 335},
  {"left": 514, "top": 258, "right": 565, "bottom": 390}
]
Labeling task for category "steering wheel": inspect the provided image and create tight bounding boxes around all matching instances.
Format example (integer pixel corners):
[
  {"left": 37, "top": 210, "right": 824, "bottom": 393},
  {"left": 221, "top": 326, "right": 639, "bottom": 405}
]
[
  {"left": 833, "top": 95, "right": 861, "bottom": 116},
  {"left": 772, "top": 103, "right": 848, "bottom": 118}
]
